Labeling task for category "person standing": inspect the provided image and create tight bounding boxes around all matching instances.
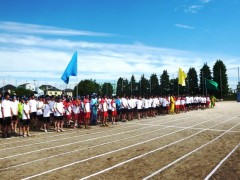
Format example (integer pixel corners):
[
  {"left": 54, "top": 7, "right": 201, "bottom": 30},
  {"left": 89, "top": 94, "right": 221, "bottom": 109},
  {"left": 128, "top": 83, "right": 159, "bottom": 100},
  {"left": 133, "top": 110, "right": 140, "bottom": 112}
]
[
  {"left": 1, "top": 92, "right": 13, "bottom": 138},
  {"left": 11, "top": 96, "right": 19, "bottom": 135},
  {"left": 84, "top": 95, "right": 91, "bottom": 129},
  {"left": 22, "top": 98, "right": 31, "bottom": 137},
  {"left": 29, "top": 95, "right": 37, "bottom": 128}
]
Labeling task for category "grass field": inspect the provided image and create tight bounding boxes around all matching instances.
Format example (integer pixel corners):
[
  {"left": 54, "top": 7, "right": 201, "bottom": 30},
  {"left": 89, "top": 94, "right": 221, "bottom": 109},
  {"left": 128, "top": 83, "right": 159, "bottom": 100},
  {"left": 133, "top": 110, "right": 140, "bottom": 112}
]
[{"left": 0, "top": 101, "right": 239, "bottom": 180}]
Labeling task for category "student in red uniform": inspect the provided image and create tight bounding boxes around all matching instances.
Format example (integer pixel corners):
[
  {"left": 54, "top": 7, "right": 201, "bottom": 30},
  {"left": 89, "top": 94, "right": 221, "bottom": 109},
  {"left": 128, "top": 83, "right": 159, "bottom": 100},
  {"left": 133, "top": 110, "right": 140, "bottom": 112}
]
[
  {"left": 84, "top": 95, "right": 91, "bottom": 129},
  {"left": 65, "top": 98, "right": 72, "bottom": 127},
  {"left": 100, "top": 96, "right": 108, "bottom": 126}
]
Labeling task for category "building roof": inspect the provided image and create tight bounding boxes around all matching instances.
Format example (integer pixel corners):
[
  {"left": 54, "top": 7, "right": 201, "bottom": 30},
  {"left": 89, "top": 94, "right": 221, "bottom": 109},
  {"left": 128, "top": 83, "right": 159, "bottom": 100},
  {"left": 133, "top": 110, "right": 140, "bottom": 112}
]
[
  {"left": 39, "top": 85, "right": 61, "bottom": 91},
  {"left": 63, "top": 88, "right": 74, "bottom": 92}
]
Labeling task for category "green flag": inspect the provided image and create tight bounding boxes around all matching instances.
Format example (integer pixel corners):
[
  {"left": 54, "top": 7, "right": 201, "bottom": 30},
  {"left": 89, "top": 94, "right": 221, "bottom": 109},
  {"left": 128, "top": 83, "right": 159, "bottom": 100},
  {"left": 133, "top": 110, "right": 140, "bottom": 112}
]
[{"left": 206, "top": 79, "right": 218, "bottom": 91}]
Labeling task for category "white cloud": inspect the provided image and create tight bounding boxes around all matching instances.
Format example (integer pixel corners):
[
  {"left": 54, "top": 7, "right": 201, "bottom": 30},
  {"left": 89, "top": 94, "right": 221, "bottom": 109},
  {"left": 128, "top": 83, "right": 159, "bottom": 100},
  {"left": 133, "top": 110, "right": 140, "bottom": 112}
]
[
  {"left": 184, "top": 5, "right": 203, "bottom": 13},
  {"left": 201, "top": 0, "right": 211, "bottom": 4},
  {"left": 0, "top": 21, "right": 113, "bottom": 37},
  {"left": 175, "top": 24, "right": 195, "bottom": 30},
  {"left": 0, "top": 21, "right": 239, "bottom": 90}
]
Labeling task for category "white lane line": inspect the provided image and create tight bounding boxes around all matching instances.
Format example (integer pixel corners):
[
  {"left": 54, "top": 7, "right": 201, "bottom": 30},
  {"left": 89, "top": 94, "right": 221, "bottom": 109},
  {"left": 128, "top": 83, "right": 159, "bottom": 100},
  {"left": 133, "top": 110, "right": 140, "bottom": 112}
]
[
  {"left": 143, "top": 123, "right": 240, "bottom": 179},
  {"left": 0, "top": 124, "right": 179, "bottom": 171},
  {"left": 204, "top": 143, "right": 240, "bottom": 180},
  {"left": 0, "top": 124, "right": 144, "bottom": 151},
  {"left": 0, "top": 123, "right": 141, "bottom": 146},
  {"left": 21, "top": 115, "right": 225, "bottom": 180},
  {"left": 0, "top": 112, "right": 206, "bottom": 169},
  {"left": 0, "top": 113, "right": 201, "bottom": 151},
  {"left": 80, "top": 116, "right": 240, "bottom": 180}
]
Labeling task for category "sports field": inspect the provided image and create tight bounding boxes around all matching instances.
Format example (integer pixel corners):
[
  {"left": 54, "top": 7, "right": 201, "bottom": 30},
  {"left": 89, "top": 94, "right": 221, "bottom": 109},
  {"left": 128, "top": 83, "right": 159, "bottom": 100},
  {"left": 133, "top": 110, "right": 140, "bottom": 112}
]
[{"left": 0, "top": 101, "right": 239, "bottom": 180}]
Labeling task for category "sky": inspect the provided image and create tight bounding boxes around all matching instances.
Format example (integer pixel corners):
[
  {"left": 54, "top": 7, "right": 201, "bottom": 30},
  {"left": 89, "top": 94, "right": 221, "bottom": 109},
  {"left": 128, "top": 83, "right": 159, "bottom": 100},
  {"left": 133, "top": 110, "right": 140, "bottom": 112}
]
[{"left": 0, "top": 0, "right": 240, "bottom": 90}]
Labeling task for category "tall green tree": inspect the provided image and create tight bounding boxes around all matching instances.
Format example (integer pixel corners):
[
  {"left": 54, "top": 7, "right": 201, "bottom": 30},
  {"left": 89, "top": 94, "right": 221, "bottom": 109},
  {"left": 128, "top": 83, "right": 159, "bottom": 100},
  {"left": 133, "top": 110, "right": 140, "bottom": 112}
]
[
  {"left": 150, "top": 73, "right": 159, "bottom": 96},
  {"left": 116, "top": 77, "right": 123, "bottom": 96},
  {"left": 129, "top": 75, "right": 138, "bottom": 96},
  {"left": 213, "top": 59, "right": 228, "bottom": 98},
  {"left": 101, "top": 82, "right": 113, "bottom": 97},
  {"left": 160, "top": 70, "right": 170, "bottom": 96},
  {"left": 74, "top": 79, "right": 100, "bottom": 96},
  {"left": 188, "top": 67, "right": 199, "bottom": 95},
  {"left": 139, "top": 74, "right": 149, "bottom": 97},
  {"left": 199, "top": 63, "right": 212, "bottom": 95}
]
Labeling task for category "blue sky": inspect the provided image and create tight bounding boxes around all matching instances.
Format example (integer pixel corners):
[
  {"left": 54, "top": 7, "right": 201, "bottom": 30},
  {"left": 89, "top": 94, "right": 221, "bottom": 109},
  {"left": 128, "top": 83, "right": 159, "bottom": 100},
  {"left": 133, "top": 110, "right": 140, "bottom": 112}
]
[{"left": 0, "top": 0, "right": 239, "bottom": 90}]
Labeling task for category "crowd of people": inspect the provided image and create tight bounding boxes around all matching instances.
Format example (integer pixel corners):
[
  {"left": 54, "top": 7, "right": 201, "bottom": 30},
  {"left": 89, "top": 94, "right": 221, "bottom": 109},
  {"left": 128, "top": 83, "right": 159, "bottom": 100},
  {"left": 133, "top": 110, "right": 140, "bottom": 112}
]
[{"left": 0, "top": 91, "right": 217, "bottom": 138}]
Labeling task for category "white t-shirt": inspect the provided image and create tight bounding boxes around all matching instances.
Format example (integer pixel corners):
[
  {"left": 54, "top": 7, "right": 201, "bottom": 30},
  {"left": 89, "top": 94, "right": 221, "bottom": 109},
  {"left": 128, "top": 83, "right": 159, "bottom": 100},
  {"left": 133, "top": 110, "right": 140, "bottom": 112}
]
[
  {"left": 1, "top": 99, "right": 12, "bottom": 117},
  {"left": 43, "top": 104, "right": 51, "bottom": 117},
  {"left": 22, "top": 103, "right": 30, "bottom": 120},
  {"left": 29, "top": 99, "right": 37, "bottom": 113},
  {"left": 111, "top": 100, "right": 116, "bottom": 111},
  {"left": 121, "top": 98, "right": 128, "bottom": 108},
  {"left": 137, "top": 99, "right": 143, "bottom": 110},
  {"left": 65, "top": 105, "right": 72, "bottom": 115},
  {"left": 72, "top": 104, "right": 80, "bottom": 114},
  {"left": 11, "top": 101, "right": 19, "bottom": 116},
  {"left": 54, "top": 102, "right": 64, "bottom": 116},
  {"left": 37, "top": 101, "right": 44, "bottom": 115},
  {"left": 0, "top": 103, "right": 2, "bottom": 118},
  {"left": 49, "top": 100, "right": 55, "bottom": 113}
]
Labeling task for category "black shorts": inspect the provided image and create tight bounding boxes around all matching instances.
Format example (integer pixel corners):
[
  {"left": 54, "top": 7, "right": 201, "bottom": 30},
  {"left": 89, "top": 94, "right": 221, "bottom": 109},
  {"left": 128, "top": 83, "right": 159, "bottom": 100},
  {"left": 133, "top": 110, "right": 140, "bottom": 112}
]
[
  {"left": 12, "top": 115, "right": 18, "bottom": 121},
  {"left": 55, "top": 116, "right": 64, "bottom": 121},
  {"left": 117, "top": 109, "right": 121, "bottom": 115},
  {"left": 30, "top": 112, "right": 37, "bottom": 119},
  {"left": 108, "top": 110, "right": 112, "bottom": 115},
  {"left": 2, "top": 117, "right": 12, "bottom": 126},
  {"left": 22, "top": 119, "right": 30, "bottom": 126},
  {"left": 0, "top": 118, "right": 3, "bottom": 125},
  {"left": 137, "top": 109, "right": 143, "bottom": 112},
  {"left": 50, "top": 113, "right": 54, "bottom": 118},
  {"left": 43, "top": 117, "right": 50, "bottom": 123},
  {"left": 37, "top": 115, "right": 43, "bottom": 121},
  {"left": 121, "top": 108, "right": 128, "bottom": 113}
]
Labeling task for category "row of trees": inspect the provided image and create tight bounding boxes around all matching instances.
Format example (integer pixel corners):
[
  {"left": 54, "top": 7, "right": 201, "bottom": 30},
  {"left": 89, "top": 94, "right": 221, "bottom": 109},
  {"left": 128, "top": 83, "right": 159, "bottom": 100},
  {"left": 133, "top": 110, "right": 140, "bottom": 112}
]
[{"left": 74, "top": 59, "right": 228, "bottom": 98}]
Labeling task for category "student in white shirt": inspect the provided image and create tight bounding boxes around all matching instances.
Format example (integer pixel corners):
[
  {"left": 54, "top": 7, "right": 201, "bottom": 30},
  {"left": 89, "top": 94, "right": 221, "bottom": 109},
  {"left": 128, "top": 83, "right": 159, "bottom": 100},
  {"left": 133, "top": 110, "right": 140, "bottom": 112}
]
[
  {"left": 22, "top": 98, "right": 31, "bottom": 137},
  {"left": 43, "top": 98, "right": 51, "bottom": 132},
  {"left": 29, "top": 95, "right": 37, "bottom": 126},
  {"left": 137, "top": 96, "right": 143, "bottom": 120},
  {"left": 37, "top": 97, "right": 44, "bottom": 131},
  {"left": 54, "top": 97, "right": 65, "bottom": 132},
  {"left": 1, "top": 92, "right": 13, "bottom": 138},
  {"left": 11, "top": 96, "right": 19, "bottom": 134}
]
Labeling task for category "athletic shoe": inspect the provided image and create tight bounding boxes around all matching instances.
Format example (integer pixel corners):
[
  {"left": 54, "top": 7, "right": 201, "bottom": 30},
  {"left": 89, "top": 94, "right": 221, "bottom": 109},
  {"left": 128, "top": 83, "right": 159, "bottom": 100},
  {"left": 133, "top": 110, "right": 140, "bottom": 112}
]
[
  {"left": 44, "top": 129, "right": 48, "bottom": 133},
  {"left": 27, "top": 134, "right": 31, "bottom": 137}
]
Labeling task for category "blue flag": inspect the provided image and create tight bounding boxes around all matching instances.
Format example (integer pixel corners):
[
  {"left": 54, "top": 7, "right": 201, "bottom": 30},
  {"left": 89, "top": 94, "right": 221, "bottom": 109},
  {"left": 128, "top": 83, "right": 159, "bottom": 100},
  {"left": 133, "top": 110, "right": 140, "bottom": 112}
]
[{"left": 61, "top": 51, "right": 77, "bottom": 84}]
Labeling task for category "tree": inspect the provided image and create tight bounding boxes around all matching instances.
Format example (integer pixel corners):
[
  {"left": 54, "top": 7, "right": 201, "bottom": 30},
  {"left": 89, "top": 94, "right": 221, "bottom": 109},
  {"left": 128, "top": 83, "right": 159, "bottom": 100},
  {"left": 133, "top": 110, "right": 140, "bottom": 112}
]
[
  {"left": 15, "top": 87, "right": 34, "bottom": 97},
  {"left": 101, "top": 82, "right": 113, "bottom": 97},
  {"left": 150, "top": 73, "right": 159, "bottom": 96},
  {"left": 129, "top": 75, "right": 138, "bottom": 96},
  {"left": 139, "top": 74, "right": 149, "bottom": 97},
  {"left": 116, "top": 77, "right": 123, "bottom": 96},
  {"left": 213, "top": 59, "right": 228, "bottom": 98},
  {"left": 170, "top": 78, "right": 178, "bottom": 95},
  {"left": 199, "top": 63, "right": 212, "bottom": 95},
  {"left": 160, "top": 70, "right": 170, "bottom": 96},
  {"left": 188, "top": 67, "right": 199, "bottom": 95},
  {"left": 73, "top": 79, "right": 100, "bottom": 96}
]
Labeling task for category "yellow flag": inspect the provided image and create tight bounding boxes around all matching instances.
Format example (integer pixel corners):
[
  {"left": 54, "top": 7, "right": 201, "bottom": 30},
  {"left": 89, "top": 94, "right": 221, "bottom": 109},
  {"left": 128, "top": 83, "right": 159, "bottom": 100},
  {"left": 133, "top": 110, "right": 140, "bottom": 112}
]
[{"left": 178, "top": 68, "right": 187, "bottom": 86}]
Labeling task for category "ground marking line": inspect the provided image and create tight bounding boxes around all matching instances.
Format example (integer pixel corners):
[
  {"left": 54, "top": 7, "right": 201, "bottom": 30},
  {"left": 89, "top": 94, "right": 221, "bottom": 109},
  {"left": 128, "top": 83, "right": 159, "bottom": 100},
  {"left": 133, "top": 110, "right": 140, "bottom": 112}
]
[
  {"left": 204, "top": 143, "right": 240, "bottom": 180},
  {"left": 0, "top": 124, "right": 162, "bottom": 160},
  {"left": 0, "top": 112, "right": 207, "bottom": 169},
  {"left": 0, "top": 124, "right": 182, "bottom": 171},
  {"left": 139, "top": 124, "right": 240, "bottom": 133},
  {"left": 0, "top": 123, "right": 141, "bottom": 146},
  {"left": 79, "top": 116, "right": 239, "bottom": 180},
  {"left": 0, "top": 124, "right": 145, "bottom": 151},
  {"left": 21, "top": 115, "right": 224, "bottom": 180},
  {"left": 143, "top": 122, "right": 240, "bottom": 179},
  {"left": 0, "top": 113, "right": 201, "bottom": 151}
]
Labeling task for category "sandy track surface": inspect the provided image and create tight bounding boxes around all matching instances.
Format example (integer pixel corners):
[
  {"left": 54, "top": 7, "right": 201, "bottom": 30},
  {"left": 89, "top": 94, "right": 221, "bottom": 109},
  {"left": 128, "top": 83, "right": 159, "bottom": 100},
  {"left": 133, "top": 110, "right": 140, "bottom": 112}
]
[{"left": 0, "top": 101, "right": 239, "bottom": 180}]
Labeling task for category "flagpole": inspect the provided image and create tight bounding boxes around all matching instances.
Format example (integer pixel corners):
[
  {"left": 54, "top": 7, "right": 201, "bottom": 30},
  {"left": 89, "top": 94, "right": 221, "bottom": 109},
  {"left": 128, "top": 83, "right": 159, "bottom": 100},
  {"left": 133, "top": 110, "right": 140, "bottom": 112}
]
[
  {"left": 76, "top": 76, "right": 78, "bottom": 98},
  {"left": 202, "top": 71, "right": 204, "bottom": 96}
]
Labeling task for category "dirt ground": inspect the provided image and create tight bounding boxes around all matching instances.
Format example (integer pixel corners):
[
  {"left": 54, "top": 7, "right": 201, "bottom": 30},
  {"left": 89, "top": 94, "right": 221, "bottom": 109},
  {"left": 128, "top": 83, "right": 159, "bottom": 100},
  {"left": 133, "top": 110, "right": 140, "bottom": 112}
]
[{"left": 0, "top": 101, "right": 239, "bottom": 180}]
